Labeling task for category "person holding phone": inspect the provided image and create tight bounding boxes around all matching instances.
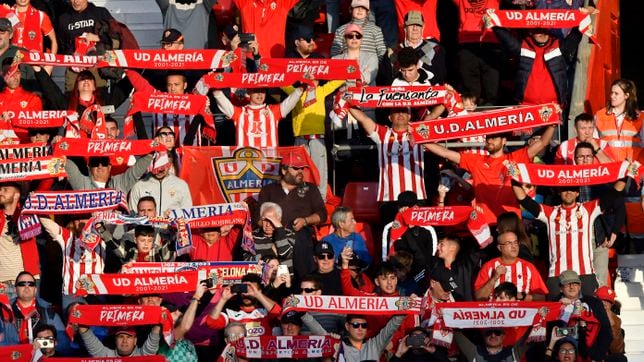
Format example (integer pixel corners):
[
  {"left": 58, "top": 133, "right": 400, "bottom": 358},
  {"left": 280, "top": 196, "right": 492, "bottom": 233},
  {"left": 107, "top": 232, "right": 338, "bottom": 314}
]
[
  {"left": 322, "top": 206, "right": 373, "bottom": 266},
  {"left": 391, "top": 327, "right": 449, "bottom": 362},
  {"left": 31, "top": 324, "right": 59, "bottom": 359},
  {"left": 206, "top": 273, "right": 281, "bottom": 337}
]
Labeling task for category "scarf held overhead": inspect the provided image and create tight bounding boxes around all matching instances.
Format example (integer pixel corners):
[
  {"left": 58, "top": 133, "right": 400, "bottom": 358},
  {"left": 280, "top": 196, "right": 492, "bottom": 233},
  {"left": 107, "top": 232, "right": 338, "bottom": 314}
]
[
  {"left": 43, "top": 357, "right": 166, "bottom": 362},
  {"left": 347, "top": 85, "right": 447, "bottom": 108},
  {"left": 507, "top": 161, "right": 638, "bottom": 186},
  {"left": 282, "top": 294, "right": 422, "bottom": 315},
  {"left": 6, "top": 110, "right": 73, "bottom": 129},
  {"left": 125, "top": 91, "right": 214, "bottom": 131},
  {"left": 75, "top": 270, "right": 205, "bottom": 296},
  {"left": 0, "top": 156, "right": 66, "bottom": 182},
  {"left": 121, "top": 261, "right": 262, "bottom": 286},
  {"left": 234, "top": 336, "right": 340, "bottom": 359},
  {"left": 0, "top": 143, "right": 49, "bottom": 161},
  {"left": 53, "top": 138, "right": 166, "bottom": 157},
  {"left": 198, "top": 71, "right": 312, "bottom": 89},
  {"left": 411, "top": 103, "right": 561, "bottom": 143},
  {"left": 259, "top": 58, "right": 360, "bottom": 80},
  {"left": 484, "top": 9, "right": 595, "bottom": 40},
  {"left": 21, "top": 189, "right": 128, "bottom": 214}
]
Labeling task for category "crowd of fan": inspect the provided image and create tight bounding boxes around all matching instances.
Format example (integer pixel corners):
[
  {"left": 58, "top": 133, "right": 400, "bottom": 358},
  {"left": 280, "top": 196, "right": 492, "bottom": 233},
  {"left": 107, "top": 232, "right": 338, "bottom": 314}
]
[{"left": 0, "top": 0, "right": 641, "bottom": 361}]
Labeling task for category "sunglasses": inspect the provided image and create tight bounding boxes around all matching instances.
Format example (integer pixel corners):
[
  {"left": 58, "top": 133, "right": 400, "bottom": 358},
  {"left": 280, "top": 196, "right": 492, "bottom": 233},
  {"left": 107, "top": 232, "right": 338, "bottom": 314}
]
[
  {"left": 349, "top": 322, "right": 368, "bottom": 329},
  {"left": 289, "top": 166, "right": 305, "bottom": 171},
  {"left": 484, "top": 329, "right": 504, "bottom": 337},
  {"left": 89, "top": 160, "right": 109, "bottom": 167},
  {"left": 16, "top": 281, "right": 36, "bottom": 287},
  {"left": 345, "top": 33, "right": 363, "bottom": 40},
  {"left": 317, "top": 254, "right": 334, "bottom": 260},
  {"left": 158, "top": 131, "right": 175, "bottom": 137},
  {"left": 301, "top": 287, "right": 319, "bottom": 293}
]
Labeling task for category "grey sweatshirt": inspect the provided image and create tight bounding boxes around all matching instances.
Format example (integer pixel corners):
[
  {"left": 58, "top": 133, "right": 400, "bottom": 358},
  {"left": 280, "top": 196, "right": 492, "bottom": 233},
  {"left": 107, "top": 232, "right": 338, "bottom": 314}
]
[
  {"left": 65, "top": 154, "right": 153, "bottom": 194},
  {"left": 80, "top": 328, "right": 160, "bottom": 357}
]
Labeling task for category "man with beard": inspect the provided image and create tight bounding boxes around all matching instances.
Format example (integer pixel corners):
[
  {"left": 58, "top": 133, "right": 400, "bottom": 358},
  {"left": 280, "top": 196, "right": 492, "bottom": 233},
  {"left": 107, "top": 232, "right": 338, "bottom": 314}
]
[
  {"left": 285, "top": 25, "right": 323, "bottom": 59},
  {"left": 424, "top": 126, "right": 556, "bottom": 224},
  {"left": 257, "top": 152, "right": 326, "bottom": 280},
  {"left": 206, "top": 273, "right": 281, "bottom": 337}
]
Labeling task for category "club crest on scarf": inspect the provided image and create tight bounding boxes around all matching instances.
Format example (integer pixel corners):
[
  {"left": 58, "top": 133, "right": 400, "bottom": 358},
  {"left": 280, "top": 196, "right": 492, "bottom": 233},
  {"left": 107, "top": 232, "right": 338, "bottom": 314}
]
[
  {"left": 284, "top": 295, "right": 301, "bottom": 309},
  {"left": 77, "top": 275, "right": 97, "bottom": 294},
  {"left": 539, "top": 105, "right": 554, "bottom": 123},
  {"left": 212, "top": 147, "right": 281, "bottom": 202},
  {"left": 415, "top": 124, "right": 430, "bottom": 139}
]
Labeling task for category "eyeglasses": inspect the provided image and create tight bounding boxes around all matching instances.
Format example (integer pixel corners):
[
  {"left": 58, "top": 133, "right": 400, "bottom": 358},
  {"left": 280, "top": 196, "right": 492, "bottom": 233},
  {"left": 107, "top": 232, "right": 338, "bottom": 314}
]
[
  {"left": 16, "top": 281, "right": 36, "bottom": 287},
  {"left": 158, "top": 131, "right": 175, "bottom": 137},
  {"left": 498, "top": 240, "right": 519, "bottom": 247},
  {"left": 289, "top": 166, "right": 305, "bottom": 171},
  {"left": 484, "top": 329, "right": 504, "bottom": 337},
  {"left": 349, "top": 322, "right": 368, "bottom": 329},
  {"left": 317, "top": 254, "right": 333, "bottom": 260},
  {"left": 301, "top": 287, "right": 319, "bottom": 293},
  {"left": 345, "top": 33, "right": 363, "bottom": 40},
  {"left": 559, "top": 348, "right": 576, "bottom": 355}
]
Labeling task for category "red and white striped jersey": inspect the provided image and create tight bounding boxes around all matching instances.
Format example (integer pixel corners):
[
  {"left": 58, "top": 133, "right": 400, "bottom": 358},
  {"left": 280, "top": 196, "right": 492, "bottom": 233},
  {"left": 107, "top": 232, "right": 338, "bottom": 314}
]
[
  {"left": 152, "top": 114, "right": 200, "bottom": 147},
  {"left": 369, "top": 125, "right": 427, "bottom": 202},
  {"left": 474, "top": 257, "right": 548, "bottom": 298},
  {"left": 232, "top": 104, "right": 282, "bottom": 148},
  {"left": 41, "top": 219, "right": 105, "bottom": 295},
  {"left": 537, "top": 200, "right": 601, "bottom": 277},
  {"left": 461, "top": 135, "right": 487, "bottom": 155},
  {"left": 554, "top": 137, "right": 611, "bottom": 164}
]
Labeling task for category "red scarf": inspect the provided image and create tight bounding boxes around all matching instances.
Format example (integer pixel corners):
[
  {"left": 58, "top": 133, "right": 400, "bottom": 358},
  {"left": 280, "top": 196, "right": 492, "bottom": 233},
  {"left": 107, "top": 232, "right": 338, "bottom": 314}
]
[
  {"left": 53, "top": 138, "right": 165, "bottom": 157},
  {"left": 66, "top": 305, "right": 173, "bottom": 345},
  {"left": 234, "top": 336, "right": 340, "bottom": 359},
  {"left": 99, "top": 49, "right": 238, "bottom": 69},
  {"left": 22, "top": 51, "right": 98, "bottom": 68},
  {"left": 121, "top": 261, "right": 262, "bottom": 286},
  {"left": 0, "top": 7, "right": 19, "bottom": 29},
  {"left": 0, "top": 344, "right": 32, "bottom": 362},
  {"left": 7, "top": 110, "right": 73, "bottom": 129},
  {"left": 199, "top": 72, "right": 312, "bottom": 89},
  {"left": 411, "top": 103, "right": 561, "bottom": 144},
  {"left": 484, "top": 9, "right": 596, "bottom": 42},
  {"left": 75, "top": 271, "right": 202, "bottom": 296},
  {"left": 259, "top": 58, "right": 360, "bottom": 80},
  {"left": 0, "top": 208, "right": 40, "bottom": 276},
  {"left": 282, "top": 294, "right": 422, "bottom": 315},
  {"left": 347, "top": 85, "right": 447, "bottom": 108},
  {"left": 42, "top": 357, "right": 166, "bottom": 362},
  {"left": 507, "top": 161, "right": 637, "bottom": 186},
  {"left": 12, "top": 5, "right": 43, "bottom": 51}
]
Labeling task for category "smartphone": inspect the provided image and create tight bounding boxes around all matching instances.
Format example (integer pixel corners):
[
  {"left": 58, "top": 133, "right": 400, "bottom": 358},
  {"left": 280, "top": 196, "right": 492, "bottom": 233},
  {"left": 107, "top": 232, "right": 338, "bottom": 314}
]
[
  {"left": 554, "top": 326, "right": 578, "bottom": 339},
  {"left": 277, "top": 264, "right": 289, "bottom": 276},
  {"left": 35, "top": 337, "right": 54, "bottom": 349},
  {"left": 200, "top": 278, "right": 215, "bottom": 289},
  {"left": 345, "top": 239, "right": 353, "bottom": 250},
  {"left": 231, "top": 283, "right": 248, "bottom": 294},
  {"left": 238, "top": 33, "right": 256, "bottom": 44},
  {"left": 407, "top": 333, "right": 425, "bottom": 348}
]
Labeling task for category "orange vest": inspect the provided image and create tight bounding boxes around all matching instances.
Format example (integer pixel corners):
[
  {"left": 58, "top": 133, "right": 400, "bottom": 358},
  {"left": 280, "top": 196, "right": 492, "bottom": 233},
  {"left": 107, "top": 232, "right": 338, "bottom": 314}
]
[{"left": 595, "top": 107, "right": 643, "bottom": 162}]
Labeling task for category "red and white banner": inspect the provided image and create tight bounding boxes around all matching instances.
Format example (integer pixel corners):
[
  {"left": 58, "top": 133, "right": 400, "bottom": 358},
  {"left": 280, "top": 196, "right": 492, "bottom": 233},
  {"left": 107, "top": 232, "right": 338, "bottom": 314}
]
[
  {"left": 22, "top": 189, "right": 128, "bottom": 214},
  {"left": 125, "top": 91, "right": 214, "bottom": 130},
  {"left": 21, "top": 51, "right": 99, "bottom": 68},
  {"left": 170, "top": 202, "right": 248, "bottom": 227},
  {"left": 98, "top": 49, "right": 237, "bottom": 69},
  {"left": 347, "top": 85, "right": 447, "bottom": 108},
  {"left": 259, "top": 58, "right": 360, "bottom": 80},
  {"left": 436, "top": 301, "right": 562, "bottom": 328},
  {"left": 507, "top": 161, "right": 636, "bottom": 186},
  {"left": 53, "top": 138, "right": 165, "bottom": 157},
  {"left": 44, "top": 357, "right": 166, "bottom": 362},
  {"left": 0, "top": 156, "right": 66, "bottom": 182},
  {"left": 282, "top": 294, "right": 422, "bottom": 315},
  {"left": 199, "top": 71, "right": 310, "bottom": 89},
  {"left": 0, "top": 143, "right": 49, "bottom": 161},
  {"left": 234, "top": 336, "right": 340, "bottom": 359},
  {"left": 75, "top": 271, "right": 204, "bottom": 296},
  {"left": 0, "top": 343, "right": 32, "bottom": 362},
  {"left": 121, "top": 261, "right": 261, "bottom": 285},
  {"left": 392, "top": 206, "right": 492, "bottom": 248},
  {"left": 484, "top": 9, "right": 595, "bottom": 40},
  {"left": 180, "top": 146, "right": 319, "bottom": 205},
  {"left": 411, "top": 103, "right": 561, "bottom": 143},
  {"left": 66, "top": 305, "right": 173, "bottom": 344},
  {"left": 5, "top": 110, "right": 74, "bottom": 129}
]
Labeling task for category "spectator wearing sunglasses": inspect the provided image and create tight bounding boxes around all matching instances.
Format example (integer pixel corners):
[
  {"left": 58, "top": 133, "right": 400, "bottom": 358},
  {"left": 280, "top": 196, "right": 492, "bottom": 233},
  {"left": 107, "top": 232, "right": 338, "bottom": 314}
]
[
  {"left": 330, "top": 0, "right": 386, "bottom": 63},
  {"left": 338, "top": 314, "right": 406, "bottom": 361},
  {"left": 286, "top": 25, "right": 324, "bottom": 60},
  {"left": 64, "top": 152, "right": 153, "bottom": 194},
  {"left": 455, "top": 327, "right": 530, "bottom": 362},
  {"left": 332, "top": 24, "right": 378, "bottom": 87},
  {"left": 311, "top": 241, "right": 342, "bottom": 296},
  {"left": 298, "top": 274, "right": 345, "bottom": 334},
  {"left": 9, "top": 271, "right": 69, "bottom": 352}
]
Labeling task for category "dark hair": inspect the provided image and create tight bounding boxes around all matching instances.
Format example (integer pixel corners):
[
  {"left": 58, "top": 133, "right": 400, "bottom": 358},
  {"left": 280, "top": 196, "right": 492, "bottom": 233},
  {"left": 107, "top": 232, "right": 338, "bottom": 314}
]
[
  {"left": 609, "top": 79, "right": 639, "bottom": 120},
  {"left": 300, "top": 274, "right": 322, "bottom": 290},
  {"left": 574, "top": 141, "right": 595, "bottom": 156},
  {"left": 346, "top": 314, "right": 367, "bottom": 323},
  {"left": 33, "top": 324, "right": 57, "bottom": 338},
  {"left": 68, "top": 70, "right": 103, "bottom": 112},
  {"left": 494, "top": 282, "right": 518, "bottom": 299},
  {"left": 573, "top": 112, "right": 594, "bottom": 124},
  {"left": 496, "top": 212, "right": 531, "bottom": 250},
  {"left": 15, "top": 271, "right": 36, "bottom": 285},
  {"left": 374, "top": 262, "right": 397, "bottom": 278},
  {"left": 105, "top": 116, "right": 118, "bottom": 126},
  {"left": 166, "top": 70, "right": 187, "bottom": 83},
  {"left": 241, "top": 273, "right": 263, "bottom": 286},
  {"left": 134, "top": 225, "right": 155, "bottom": 238},
  {"left": 137, "top": 196, "right": 157, "bottom": 208},
  {"left": 397, "top": 47, "right": 420, "bottom": 68}
]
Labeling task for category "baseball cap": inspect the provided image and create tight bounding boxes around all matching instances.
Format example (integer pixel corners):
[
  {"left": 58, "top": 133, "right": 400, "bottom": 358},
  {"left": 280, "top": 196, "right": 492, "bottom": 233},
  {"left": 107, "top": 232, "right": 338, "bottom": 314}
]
[
  {"left": 280, "top": 311, "right": 303, "bottom": 326},
  {"left": 351, "top": 0, "right": 370, "bottom": 10},
  {"left": 281, "top": 152, "right": 308, "bottom": 168},
  {"left": 404, "top": 11, "right": 424, "bottom": 27},
  {"left": 293, "top": 25, "right": 315, "bottom": 42},
  {"left": 429, "top": 265, "right": 458, "bottom": 292},
  {"left": 223, "top": 24, "right": 239, "bottom": 40},
  {"left": 161, "top": 28, "right": 183, "bottom": 44},
  {"left": 595, "top": 286, "right": 616, "bottom": 303},
  {"left": 314, "top": 241, "right": 334, "bottom": 257},
  {"left": 344, "top": 24, "right": 364, "bottom": 36},
  {"left": 397, "top": 191, "right": 418, "bottom": 208},
  {"left": 113, "top": 326, "right": 136, "bottom": 336},
  {"left": 0, "top": 18, "right": 12, "bottom": 32},
  {"left": 558, "top": 270, "right": 581, "bottom": 285}
]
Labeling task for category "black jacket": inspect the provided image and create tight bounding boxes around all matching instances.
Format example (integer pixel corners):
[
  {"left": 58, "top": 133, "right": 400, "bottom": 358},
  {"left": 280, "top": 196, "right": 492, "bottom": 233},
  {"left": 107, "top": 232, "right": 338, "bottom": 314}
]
[{"left": 57, "top": 3, "right": 115, "bottom": 55}]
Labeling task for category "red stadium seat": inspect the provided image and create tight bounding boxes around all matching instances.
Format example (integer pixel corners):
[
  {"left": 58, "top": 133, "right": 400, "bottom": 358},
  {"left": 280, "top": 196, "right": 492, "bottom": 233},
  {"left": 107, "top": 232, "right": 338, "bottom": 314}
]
[{"left": 342, "top": 182, "right": 380, "bottom": 225}]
